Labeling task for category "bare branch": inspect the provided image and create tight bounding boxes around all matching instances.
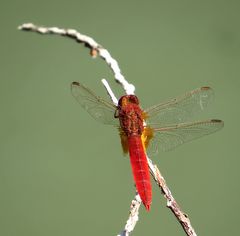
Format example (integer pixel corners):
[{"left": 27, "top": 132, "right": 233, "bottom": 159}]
[
  {"left": 117, "top": 193, "right": 142, "bottom": 236},
  {"left": 101, "top": 79, "right": 118, "bottom": 105},
  {"left": 147, "top": 158, "right": 197, "bottom": 236},
  {"left": 18, "top": 23, "right": 135, "bottom": 95}
]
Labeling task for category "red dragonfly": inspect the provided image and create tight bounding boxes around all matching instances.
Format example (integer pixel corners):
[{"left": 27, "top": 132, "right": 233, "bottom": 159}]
[{"left": 71, "top": 82, "right": 223, "bottom": 211}]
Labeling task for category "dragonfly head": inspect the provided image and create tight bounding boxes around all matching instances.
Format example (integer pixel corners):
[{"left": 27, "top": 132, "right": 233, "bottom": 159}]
[{"left": 118, "top": 95, "right": 140, "bottom": 107}]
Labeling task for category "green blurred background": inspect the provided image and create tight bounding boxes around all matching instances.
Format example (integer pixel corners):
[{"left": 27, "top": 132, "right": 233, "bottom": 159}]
[{"left": 0, "top": 0, "right": 239, "bottom": 235}]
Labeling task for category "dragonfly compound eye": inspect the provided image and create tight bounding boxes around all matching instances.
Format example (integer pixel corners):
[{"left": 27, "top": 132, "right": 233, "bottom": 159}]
[{"left": 128, "top": 95, "right": 139, "bottom": 105}]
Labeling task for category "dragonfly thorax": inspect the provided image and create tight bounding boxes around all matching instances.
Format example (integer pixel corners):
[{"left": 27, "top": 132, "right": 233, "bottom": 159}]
[{"left": 117, "top": 95, "right": 144, "bottom": 136}]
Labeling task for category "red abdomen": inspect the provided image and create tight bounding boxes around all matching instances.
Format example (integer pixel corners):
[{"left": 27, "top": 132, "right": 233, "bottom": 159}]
[{"left": 128, "top": 136, "right": 152, "bottom": 211}]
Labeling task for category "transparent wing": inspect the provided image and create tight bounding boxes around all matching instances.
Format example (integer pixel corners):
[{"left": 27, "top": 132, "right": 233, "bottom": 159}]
[
  {"left": 144, "top": 87, "right": 214, "bottom": 126},
  {"left": 146, "top": 119, "right": 224, "bottom": 155},
  {"left": 71, "top": 81, "right": 118, "bottom": 125}
]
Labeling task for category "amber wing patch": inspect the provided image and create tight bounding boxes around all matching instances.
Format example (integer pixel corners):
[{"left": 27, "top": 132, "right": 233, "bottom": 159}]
[
  {"left": 119, "top": 128, "right": 129, "bottom": 154},
  {"left": 141, "top": 126, "right": 154, "bottom": 151}
]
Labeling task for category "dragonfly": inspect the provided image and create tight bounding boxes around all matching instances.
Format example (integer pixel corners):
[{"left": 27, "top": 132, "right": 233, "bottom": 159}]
[{"left": 71, "top": 82, "right": 224, "bottom": 211}]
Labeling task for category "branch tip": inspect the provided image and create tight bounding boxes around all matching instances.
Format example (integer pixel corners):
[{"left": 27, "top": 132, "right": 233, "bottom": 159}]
[{"left": 18, "top": 22, "right": 131, "bottom": 94}]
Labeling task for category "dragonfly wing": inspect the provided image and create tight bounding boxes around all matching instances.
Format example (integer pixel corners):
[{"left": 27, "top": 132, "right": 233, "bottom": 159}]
[
  {"left": 146, "top": 119, "right": 224, "bottom": 154},
  {"left": 71, "top": 82, "right": 118, "bottom": 125},
  {"left": 145, "top": 87, "right": 214, "bottom": 126}
]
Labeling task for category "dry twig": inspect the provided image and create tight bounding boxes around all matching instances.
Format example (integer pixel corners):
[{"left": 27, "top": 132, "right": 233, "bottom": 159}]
[
  {"left": 117, "top": 193, "right": 142, "bottom": 236},
  {"left": 19, "top": 23, "right": 197, "bottom": 236},
  {"left": 18, "top": 23, "right": 135, "bottom": 95},
  {"left": 147, "top": 158, "right": 197, "bottom": 236}
]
